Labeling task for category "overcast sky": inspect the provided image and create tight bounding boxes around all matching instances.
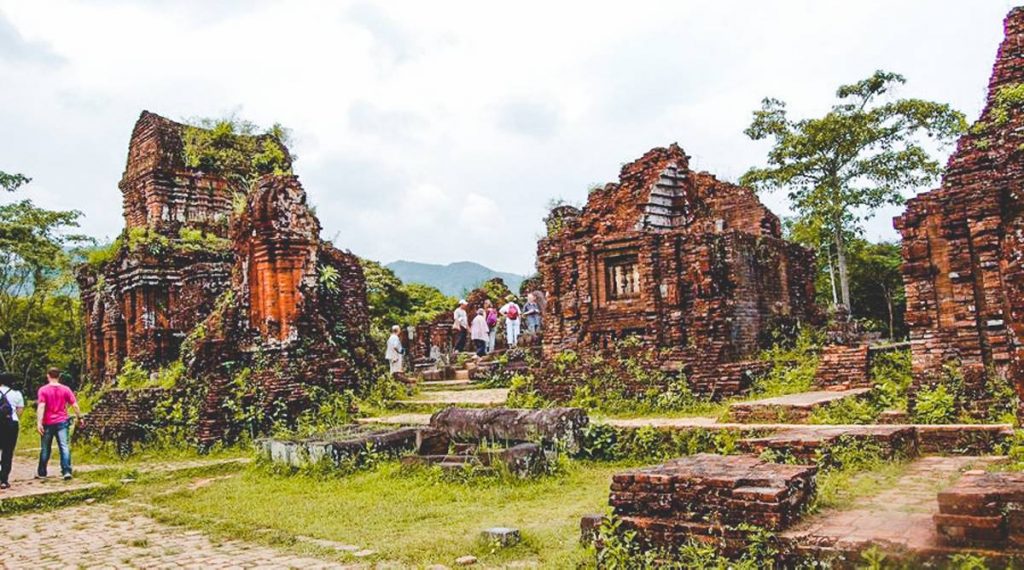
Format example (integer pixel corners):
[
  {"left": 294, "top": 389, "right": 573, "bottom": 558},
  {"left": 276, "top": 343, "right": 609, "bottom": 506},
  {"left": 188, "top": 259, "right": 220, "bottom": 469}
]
[{"left": 0, "top": 1, "right": 1018, "bottom": 275}]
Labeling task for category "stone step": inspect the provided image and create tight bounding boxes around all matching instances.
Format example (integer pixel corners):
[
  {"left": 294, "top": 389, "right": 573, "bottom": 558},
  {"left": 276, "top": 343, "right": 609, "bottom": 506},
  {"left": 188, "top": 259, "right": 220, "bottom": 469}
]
[
  {"left": 401, "top": 388, "right": 509, "bottom": 407},
  {"left": 728, "top": 388, "right": 873, "bottom": 424},
  {"left": 420, "top": 379, "right": 474, "bottom": 391}
]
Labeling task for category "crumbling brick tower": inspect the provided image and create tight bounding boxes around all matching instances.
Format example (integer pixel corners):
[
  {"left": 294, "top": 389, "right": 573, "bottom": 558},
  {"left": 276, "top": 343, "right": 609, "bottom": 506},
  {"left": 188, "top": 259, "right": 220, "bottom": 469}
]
[
  {"left": 187, "top": 174, "right": 374, "bottom": 445},
  {"left": 896, "top": 7, "right": 1024, "bottom": 420},
  {"left": 78, "top": 111, "right": 242, "bottom": 382},
  {"left": 536, "top": 144, "right": 817, "bottom": 398},
  {"left": 78, "top": 111, "right": 374, "bottom": 446}
]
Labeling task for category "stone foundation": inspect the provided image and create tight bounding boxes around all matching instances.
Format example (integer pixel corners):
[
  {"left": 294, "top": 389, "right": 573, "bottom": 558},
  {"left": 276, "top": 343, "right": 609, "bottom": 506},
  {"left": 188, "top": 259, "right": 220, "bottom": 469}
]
[
  {"left": 936, "top": 471, "right": 1024, "bottom": 549},
  {"left": 608, "top": 454, "right": 816, "bottom": 550}
]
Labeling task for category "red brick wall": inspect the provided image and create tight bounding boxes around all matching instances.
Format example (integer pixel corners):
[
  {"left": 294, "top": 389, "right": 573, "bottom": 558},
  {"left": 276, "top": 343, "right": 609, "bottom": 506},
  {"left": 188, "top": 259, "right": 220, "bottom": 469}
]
[
  {"left": 896, "top": 7, "right": 1024, "bottom": 419},
  {"left": 536, "top": 144, "right": 816, "bottom": 398}
]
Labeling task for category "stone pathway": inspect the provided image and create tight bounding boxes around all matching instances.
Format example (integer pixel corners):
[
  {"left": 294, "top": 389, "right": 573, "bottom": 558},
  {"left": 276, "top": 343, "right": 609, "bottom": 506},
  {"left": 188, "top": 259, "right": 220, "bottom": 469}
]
[
  {"left": 0, "top": 504, "right": 359, "bottom": 569},
  {"left": 403, "top": 387, "right": 509, "bottom": 406},
  {"left": 783, "top": 455, "right": 1005, "bottom": 554},
  {"left": 357, "top": 413, "right": 431, "bottom": 426},
  {"left": 0, "top": 457, "right": 103, "bottom": 502}
]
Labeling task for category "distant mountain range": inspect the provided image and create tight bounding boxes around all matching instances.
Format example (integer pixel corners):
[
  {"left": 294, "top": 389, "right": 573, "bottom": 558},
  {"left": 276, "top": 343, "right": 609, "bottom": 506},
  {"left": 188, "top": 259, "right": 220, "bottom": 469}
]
[{"left": 386, "top": 260, "right": 526, "bottom": 297}]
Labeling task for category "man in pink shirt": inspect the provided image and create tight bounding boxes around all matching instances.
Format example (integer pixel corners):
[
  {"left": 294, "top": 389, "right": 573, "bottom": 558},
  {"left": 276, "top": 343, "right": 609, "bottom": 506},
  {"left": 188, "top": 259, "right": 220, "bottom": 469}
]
[{"left": 36, "top": 368, "right": 81, "bottom": 480}]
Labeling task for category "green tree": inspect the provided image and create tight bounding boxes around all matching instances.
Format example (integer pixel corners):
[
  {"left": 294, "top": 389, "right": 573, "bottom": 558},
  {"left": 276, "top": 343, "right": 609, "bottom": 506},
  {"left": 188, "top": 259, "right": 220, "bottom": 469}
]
[
  {"left": 846, "top": 240, "right": 906, "bottom": 339},
  {"left": 0, "top": 176, "right": 89, "bottom": 383},
  {"left": 742, "top": 70, "right": 965, "bottom": 311},
  {"left": 359, "top": 259, "right": 412, "bottom": 337},
  {"left": 402, "top": 282, "right": 456, "bottom": 325},
  {"left": 0, "top": 170, "right": 30, "bottom": 193}
]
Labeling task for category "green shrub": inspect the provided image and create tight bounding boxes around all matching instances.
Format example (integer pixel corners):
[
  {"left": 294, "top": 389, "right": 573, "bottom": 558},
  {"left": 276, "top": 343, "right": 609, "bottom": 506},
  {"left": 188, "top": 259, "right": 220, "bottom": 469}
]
[
  {"left": 181, "top": 117, "right": 293, "bottom": 186},
  {"left": 114, "top": 360, "right": 183, "bottom": 390},
  {"left": 913, "top": 383, "right": 957, "bottom": 424},
  {"left": 177, "top": 227, "right": 230, "bottom": 253},
  {"left": 871, "top": 349, "right": 912, "bottom": 410},
  {"left": 751, "top": 327, "right": 822, "bottom": 397},
  {"left": 84, "top": 238, "right": 123, "bottom": 268}
]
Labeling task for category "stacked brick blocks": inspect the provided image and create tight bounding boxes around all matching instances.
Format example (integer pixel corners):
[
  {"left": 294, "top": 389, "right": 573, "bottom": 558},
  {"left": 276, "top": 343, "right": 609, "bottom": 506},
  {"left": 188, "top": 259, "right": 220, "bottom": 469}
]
[
  {"left": 936, "top": 471, "right": 1024, "bottom": 548},
  {"left": 609, "top": 454, "right": 816, "bottom": 550}
]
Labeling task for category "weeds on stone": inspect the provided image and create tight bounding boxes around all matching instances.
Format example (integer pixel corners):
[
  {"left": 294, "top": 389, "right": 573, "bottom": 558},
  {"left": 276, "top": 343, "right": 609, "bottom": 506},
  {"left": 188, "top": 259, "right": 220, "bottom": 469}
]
[
  {"left": 578, "top": 424, "right": 744, "bottom": 462},
  {"left": 592, "top": 515, "right": 779, "bottom": 569}
]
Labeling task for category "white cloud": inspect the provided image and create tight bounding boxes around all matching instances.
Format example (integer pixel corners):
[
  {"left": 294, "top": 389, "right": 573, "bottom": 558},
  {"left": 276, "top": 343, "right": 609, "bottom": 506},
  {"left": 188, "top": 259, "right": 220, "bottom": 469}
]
[{"left": 0, "top": 0, "right": 1019, "bottom": 274}]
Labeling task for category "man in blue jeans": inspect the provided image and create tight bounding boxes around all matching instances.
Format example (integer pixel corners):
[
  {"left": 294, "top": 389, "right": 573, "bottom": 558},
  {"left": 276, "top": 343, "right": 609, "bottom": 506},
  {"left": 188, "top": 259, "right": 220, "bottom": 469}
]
[{"left": 36, "top": 368, "right": 81, "bottom": 480}]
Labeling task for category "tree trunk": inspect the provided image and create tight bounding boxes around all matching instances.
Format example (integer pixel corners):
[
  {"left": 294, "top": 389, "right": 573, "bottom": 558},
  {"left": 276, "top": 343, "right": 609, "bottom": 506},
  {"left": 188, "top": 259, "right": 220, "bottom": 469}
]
[
  {"left": 883, "top": 286, "right": 894, "bottom": 340},
  {"left": 834, "top": 228, "right": 852, "bottom": 311},
  {"left": 826, "top": 246, "right": 838, "bottom": 306}
]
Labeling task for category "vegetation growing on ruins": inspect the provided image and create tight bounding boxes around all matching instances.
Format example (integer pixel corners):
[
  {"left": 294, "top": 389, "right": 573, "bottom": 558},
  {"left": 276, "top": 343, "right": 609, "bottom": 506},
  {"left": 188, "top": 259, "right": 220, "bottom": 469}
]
[
  {"left": 181, "top": 117, "right": 293, "bottom": 187},
  {"left": 742, "top": 70, "right": 966, "bottom": 313}
]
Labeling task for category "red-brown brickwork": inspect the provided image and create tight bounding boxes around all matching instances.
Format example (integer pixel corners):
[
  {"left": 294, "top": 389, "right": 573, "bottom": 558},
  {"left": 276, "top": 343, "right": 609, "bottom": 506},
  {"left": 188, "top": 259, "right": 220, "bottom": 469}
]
[
  {"left": 536, "top": 144, "right": 817, "bottom": 398},
  {"left": 935, "top": 471, "right": 1024, "bottom": 548},
  {"left": 78, "top": 111, "right": 373, "bottom": 447},
  {"left": 896, "top": 8, "right": 1024, "bottom": 421},
  {"left": 609, "top": 454, "right": 816, "bottom": 551},
  {"left": 814, "top": 345, "right": 871, "bottom": 390}
]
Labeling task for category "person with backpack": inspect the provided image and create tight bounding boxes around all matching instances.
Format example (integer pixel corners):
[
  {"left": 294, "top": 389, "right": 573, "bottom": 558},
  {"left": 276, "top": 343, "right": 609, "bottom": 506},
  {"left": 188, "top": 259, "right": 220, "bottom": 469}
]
[
  {"left": 500, "top": 295, "right": 522, "bottom": 347},
  {"left": 484, "top": 300, "right": 499, "bottom": 353},
  {"left": 36, "top": 368, "right": 81, "bottom": 481},
  {"left": 0, "top": 373, "right": 24, "bottom": 489}
]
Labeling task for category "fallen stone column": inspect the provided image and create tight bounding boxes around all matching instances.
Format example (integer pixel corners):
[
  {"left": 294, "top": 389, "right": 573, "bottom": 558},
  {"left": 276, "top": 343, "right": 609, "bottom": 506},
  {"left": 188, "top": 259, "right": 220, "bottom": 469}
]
[{"left": 429, "top": 407, "right": 589, "bottom": 453}]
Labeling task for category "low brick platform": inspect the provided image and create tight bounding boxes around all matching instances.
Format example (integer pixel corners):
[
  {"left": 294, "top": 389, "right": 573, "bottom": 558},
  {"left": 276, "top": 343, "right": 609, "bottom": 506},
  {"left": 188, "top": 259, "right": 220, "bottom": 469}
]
[
  {"left": 728, "top": 389, "right": 872, "bottom": 424},
  {"left": 609, "top": 454, "right": 816, "bottom": 551},
  {"left": 935, "top": 471, "right": 1024, "bottom": 549},
  {"left": 814, "top": 345, "right": 870, "bottom": 390},
  {"left": 739, "top": 425, "right": 917, "bottom": 465}
]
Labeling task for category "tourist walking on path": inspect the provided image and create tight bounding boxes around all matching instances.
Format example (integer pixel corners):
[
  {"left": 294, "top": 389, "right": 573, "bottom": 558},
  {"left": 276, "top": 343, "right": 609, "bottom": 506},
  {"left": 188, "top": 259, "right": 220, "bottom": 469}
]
[
  {"left": 524, "top": 293, "right": 542, "bottom": 334},
  {"left": 453, "top": 300, "right": 469, "bottom": 352},
  {"left": 484, "top": 300, "right": 499, "bottom": 353},
  {"left": 0, "top": 373, "right": 24, "bottom": 489},
  {"left": 385, "top": 325, "right": 404, "bottom": 374},
  {"left": 500, "top": 296, "right": 522, "bottom": 347},
  {"left": 471, "top": 309, "right": 489, "bottom": 357},
  {"left": 36, "top": 368, "right": 81, "bottom": 481}
]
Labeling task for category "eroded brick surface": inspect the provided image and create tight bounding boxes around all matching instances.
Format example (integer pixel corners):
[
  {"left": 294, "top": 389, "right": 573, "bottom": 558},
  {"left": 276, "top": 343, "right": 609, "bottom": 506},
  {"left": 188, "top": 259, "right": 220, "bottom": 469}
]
[
  {"left": 895, "top": 7, "right": 1024, "bottom": 421},
  {"left": 609, "top": 453, "right": 816, "bottom": 551},
  {"left": 78, "top": 112, "right": 374, "bottom": 446},
  {"left": 536, "top": 145, "right": 817, "bottom": 399},
  {"left": 935, "top": 470, "right": 1024, "bottom": 548}
]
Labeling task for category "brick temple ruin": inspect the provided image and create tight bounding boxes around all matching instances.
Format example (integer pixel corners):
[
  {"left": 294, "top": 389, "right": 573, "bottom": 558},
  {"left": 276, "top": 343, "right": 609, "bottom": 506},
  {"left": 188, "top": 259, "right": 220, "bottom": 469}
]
[
  {"left": 535, "top": 144, "right": 817, "bottom": 398},
  {"left": 896, "top": 6, "right": 1024, "bottom": 421},
  {"left": 78, "top": 111, "right": 374, "bottom": 446}
]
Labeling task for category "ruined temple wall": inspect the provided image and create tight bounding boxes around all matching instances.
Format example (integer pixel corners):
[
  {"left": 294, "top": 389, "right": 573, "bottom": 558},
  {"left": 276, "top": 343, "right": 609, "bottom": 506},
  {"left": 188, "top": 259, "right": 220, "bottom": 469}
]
[
  {"left": 537, "top": 224, "right": 815, "bottom": 397},
  {"left": 896, "top": 7, "right": 1024, "bottom": 417},
  {"left": 119, "top": 112, "right": 235, "bottom": 236}
]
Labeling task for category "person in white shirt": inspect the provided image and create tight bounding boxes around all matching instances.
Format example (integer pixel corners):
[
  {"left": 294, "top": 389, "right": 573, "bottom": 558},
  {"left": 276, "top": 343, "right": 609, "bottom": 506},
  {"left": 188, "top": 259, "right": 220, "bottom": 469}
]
[
  {"left": 385, "top": 326, "right": 404, "bottom": 374},
  {"left": 470, "top": 309, "right": 489, "bottom": 357},
  {"left": 0, "top": 373, "right": 25, "bottom": 489},
  {"left": 500, "top": 296, "right": 522, "bottom": 347},
  {"left": 452, "top": 300, "right": 469, "bottom": 352}
]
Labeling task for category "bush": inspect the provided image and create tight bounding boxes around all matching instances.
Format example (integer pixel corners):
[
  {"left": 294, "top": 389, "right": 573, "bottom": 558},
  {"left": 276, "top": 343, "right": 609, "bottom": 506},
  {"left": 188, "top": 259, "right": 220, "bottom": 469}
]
[
  {"left": 750, "top": 328, "right": 822, "bottom": 397},
  {"left": 177, "top": 227, "right": 230, "bottom": 253}
]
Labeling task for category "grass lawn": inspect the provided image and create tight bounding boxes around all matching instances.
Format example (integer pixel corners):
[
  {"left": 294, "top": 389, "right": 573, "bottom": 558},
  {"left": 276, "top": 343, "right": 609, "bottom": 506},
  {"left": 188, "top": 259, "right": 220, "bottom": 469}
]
[{"left": 150, "top": 460, "right": 624, "bottom": 567}]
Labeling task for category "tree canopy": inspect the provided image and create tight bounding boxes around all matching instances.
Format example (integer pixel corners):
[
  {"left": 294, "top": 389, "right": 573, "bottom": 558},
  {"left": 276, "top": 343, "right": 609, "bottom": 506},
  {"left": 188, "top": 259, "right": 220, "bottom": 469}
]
[{"left": 742, "top": 70, "right": 966, "bottom": 313}]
